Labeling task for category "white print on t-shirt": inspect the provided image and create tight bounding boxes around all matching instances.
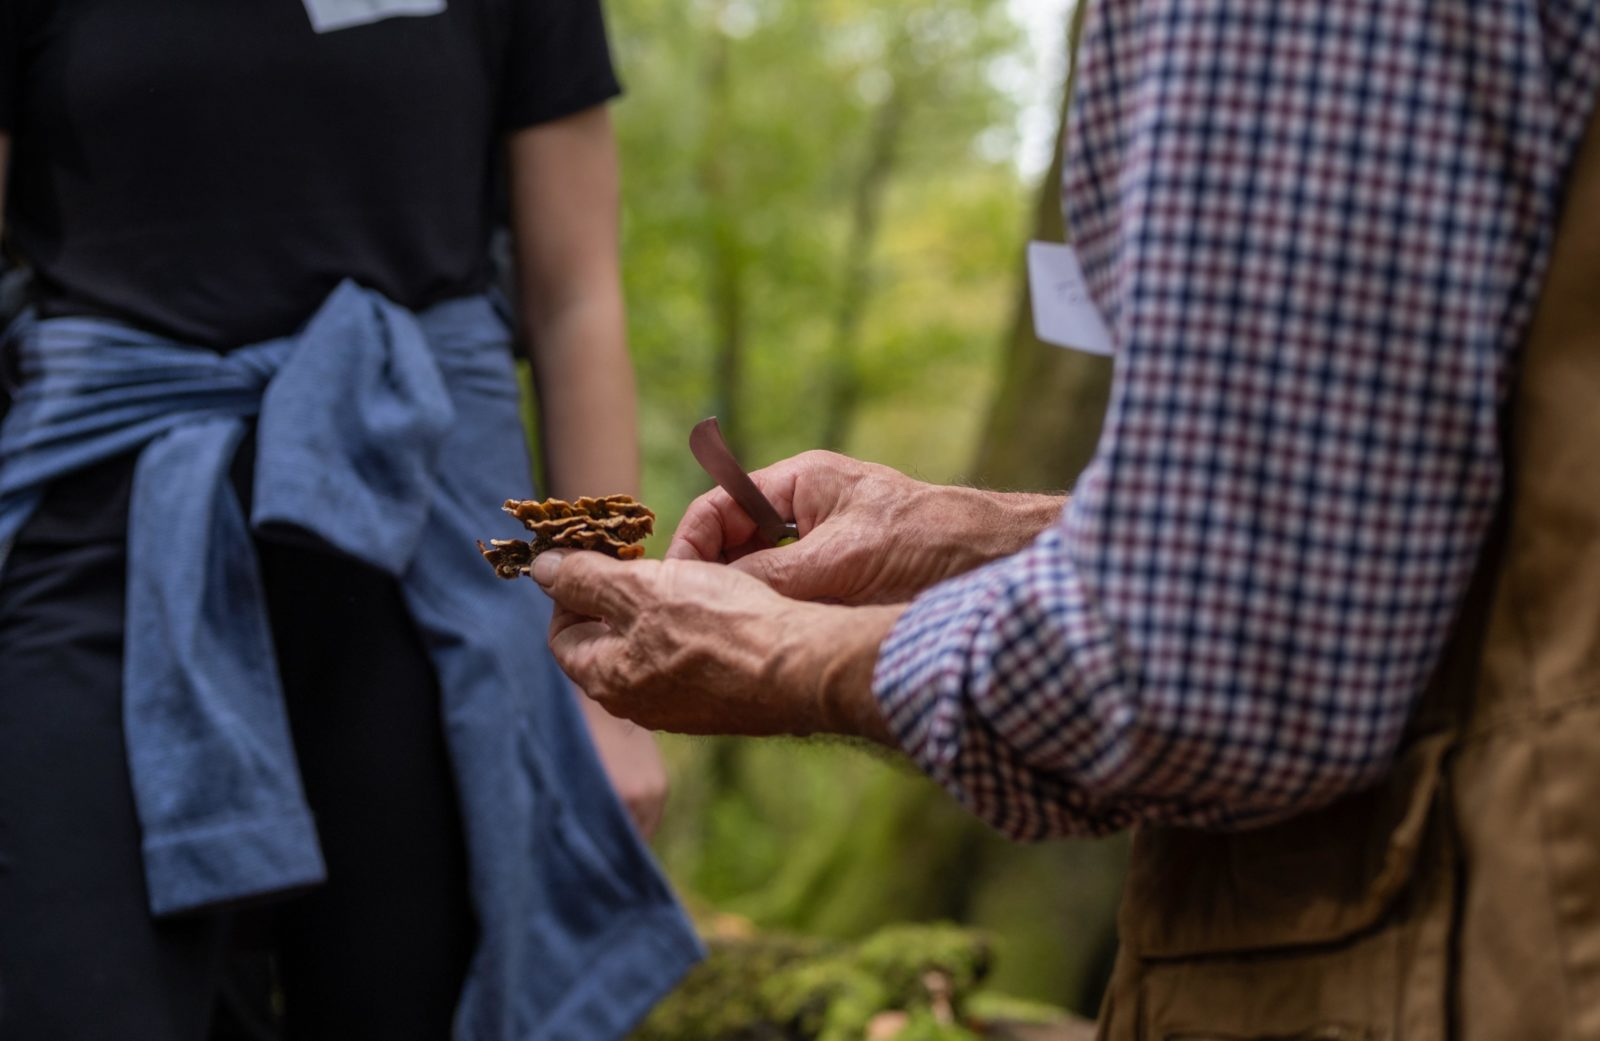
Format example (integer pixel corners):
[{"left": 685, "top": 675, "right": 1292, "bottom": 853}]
[{"left": 301, "top": 0, "right": 447, "bottom": 34}]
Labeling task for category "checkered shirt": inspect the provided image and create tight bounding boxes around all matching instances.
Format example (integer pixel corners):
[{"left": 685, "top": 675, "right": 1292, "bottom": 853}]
[{"left": 874, "top": 0, "right": 1600, "bottom": 840}]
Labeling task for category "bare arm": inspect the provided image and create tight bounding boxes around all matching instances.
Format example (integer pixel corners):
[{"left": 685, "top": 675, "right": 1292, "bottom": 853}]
[
  {"left": 506, "top": 106, "right": 636, "bottom": 500},
  {"left": 506, "top": 107, "right": 666, "bottom": 838}
]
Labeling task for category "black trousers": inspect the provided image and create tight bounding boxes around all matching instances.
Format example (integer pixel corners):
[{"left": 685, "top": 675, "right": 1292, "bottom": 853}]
[{"left": 0, "top": 446, "right": 477, "bottom": 1040}]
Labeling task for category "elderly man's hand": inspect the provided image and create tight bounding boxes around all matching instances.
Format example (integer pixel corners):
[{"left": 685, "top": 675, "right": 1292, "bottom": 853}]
[
  {"left": 534, "top": 550, "right": 903, "bottom": 741},
  {"left": 667, "top": 450, "right": 1063, "bottom": 605}
]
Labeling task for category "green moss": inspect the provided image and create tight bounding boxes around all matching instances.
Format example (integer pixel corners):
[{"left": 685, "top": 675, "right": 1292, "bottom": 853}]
[
  {"left": 631, "top": 932, "right": 830, "bottom": 1041},
  {"left": 890, "top": 1010, "right": 985, "bottom": 1041},
  {"left": 631, "top": 922, "right": 1044, "bottom": 1041},
  {"left": 855, "top": 923, "right": 994, "bottom": 1008},
  {"left": 762, "top": 960, "right": 888, "bottom": 1041}
]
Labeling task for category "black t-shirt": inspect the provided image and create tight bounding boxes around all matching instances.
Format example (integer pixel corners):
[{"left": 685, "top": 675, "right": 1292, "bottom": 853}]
[{"left": 0, "top": 0, "right": 620, "bottom": 348}]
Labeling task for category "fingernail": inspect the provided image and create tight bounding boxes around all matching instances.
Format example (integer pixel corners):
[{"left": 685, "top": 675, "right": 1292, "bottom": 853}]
[{"left": 532, "top": 551, "right": 566, "bottom": 587}]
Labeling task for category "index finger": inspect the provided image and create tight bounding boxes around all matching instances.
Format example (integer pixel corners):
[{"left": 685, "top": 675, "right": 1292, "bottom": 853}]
[
  {"left": 665, "top": 486, "right": 759, "bottom": 562},
  {"left": 666, "top": 458, "right": 809, "bottom": 562}
]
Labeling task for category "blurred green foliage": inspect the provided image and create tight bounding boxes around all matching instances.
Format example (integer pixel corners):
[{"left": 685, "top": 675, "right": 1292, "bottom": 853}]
[
  {"left": 609, "top": 0, "right": 1027, "bottom": 520},
  {"left": 598, "top": 0, "right": 1127, "bottom": 1022},
  {"left": 649, "top": 738, "right": 1125, "bottom": 1015}
]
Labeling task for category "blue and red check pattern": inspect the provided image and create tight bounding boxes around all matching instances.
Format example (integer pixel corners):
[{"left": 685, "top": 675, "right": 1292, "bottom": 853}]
[{"left": 874, "top": 0, "right": 1600, "bottom": 840}]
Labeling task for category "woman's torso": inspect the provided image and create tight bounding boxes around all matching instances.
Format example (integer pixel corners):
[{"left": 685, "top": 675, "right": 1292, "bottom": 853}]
[{"left": 2, "top": 0, "right": 610, "bottom": 349}]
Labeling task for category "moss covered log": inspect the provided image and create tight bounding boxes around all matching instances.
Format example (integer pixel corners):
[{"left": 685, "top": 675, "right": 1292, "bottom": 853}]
[{"left": 631, "top": 922, "right": 1088, "bottom": 1041}]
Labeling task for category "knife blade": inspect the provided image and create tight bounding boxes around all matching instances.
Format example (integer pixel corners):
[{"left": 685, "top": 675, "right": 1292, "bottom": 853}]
[{"left": 689, "top": 417, "right": 799, "bottom": 547}]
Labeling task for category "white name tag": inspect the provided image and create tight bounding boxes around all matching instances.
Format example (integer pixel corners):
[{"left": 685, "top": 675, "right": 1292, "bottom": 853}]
[
  {"left": 1027, "top": 241, "right": 1114, "bottom": 356},
  {"left": 301, "top": 0, "right": 446, "bottom": 33}
]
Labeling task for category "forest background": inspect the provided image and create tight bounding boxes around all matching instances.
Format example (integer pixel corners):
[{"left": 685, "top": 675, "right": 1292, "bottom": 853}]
[{"left": 571, "top": 0, "right": 1128, "bottom": 1019}]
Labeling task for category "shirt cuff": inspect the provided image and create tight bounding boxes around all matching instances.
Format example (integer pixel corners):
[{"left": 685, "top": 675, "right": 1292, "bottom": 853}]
[{"left": 872, "top": 527, "right": 1140, "bottom": 840}]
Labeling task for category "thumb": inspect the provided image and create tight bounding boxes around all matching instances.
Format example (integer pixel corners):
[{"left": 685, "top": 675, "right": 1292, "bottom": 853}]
[{"left": 533, "top": 551, "right": 649, "bottom": 624}]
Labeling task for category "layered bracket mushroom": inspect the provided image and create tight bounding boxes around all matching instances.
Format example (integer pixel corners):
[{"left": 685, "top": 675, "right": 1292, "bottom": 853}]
[{"left": 478, "top": 495, "right": 656, "bottom": 578}]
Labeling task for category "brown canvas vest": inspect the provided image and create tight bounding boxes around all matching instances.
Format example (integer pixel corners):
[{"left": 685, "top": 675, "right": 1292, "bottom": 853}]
[{"left": 1096, "top": 101, "right": 1600, "bottom": 1041}]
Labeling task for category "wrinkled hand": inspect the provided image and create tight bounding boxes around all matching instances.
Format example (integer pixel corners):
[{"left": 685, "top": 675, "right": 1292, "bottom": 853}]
[
  {"left": 576, "top": 693, "right": 669, "bottom": 838},
  {"left": 667, "top": 450, "right": 1064, "bottom": 605},
  {"left": 534, "top": 550, "right": 900, "bottom": 741}
]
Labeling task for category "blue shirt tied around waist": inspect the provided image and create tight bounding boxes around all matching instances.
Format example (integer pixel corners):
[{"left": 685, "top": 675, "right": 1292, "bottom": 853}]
[{"left": 0, "top": 282, "right": 702, "bottom": 1040}]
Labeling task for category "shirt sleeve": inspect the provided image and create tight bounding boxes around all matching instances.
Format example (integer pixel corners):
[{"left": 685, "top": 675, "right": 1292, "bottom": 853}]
[
  {"left": 500, "top": 0, "right": 622, "bottom": 131},
  {"left": 873, "top": 0, "right": 1600, "bottom": 841}
]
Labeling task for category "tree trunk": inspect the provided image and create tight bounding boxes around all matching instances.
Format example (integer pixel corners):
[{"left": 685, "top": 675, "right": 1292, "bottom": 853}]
[
  {"left": 699, "top": 20, "right": 749, "bottom": 459},
  {"left": 969, "top": 1, "right": 1109, "bottom": 493},
  {"left": 818, "top": 71, "right": 907, "bottom": 453}
]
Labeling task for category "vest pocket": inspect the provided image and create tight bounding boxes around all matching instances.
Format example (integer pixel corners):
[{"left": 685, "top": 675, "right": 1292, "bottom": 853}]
[{"left": 1101, "top": 734, "right": 1457, "bottom": 1041}]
